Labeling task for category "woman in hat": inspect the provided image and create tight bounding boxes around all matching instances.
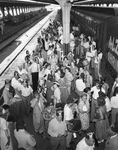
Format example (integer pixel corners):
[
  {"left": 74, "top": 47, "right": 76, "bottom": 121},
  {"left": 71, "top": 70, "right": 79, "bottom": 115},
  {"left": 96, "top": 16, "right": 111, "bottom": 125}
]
[
  {"left": 95, "top": 97, "right": 109, "bottom": 143},
  {"left": 78, "top": 93, "right": 90, "bottom": 132},
  {"left": 105, "top": 122, "right": 118, "bottom": 150}
]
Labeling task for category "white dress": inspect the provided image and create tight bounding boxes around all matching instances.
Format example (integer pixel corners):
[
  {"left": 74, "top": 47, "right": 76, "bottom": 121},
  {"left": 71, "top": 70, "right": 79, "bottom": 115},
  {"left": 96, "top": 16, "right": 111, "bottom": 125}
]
[
  {"left": 0, "top": 117, "right": 13, "bottom": 150},
  {"left": 76, "top": 138, "right": 94, "bottom": 150}
]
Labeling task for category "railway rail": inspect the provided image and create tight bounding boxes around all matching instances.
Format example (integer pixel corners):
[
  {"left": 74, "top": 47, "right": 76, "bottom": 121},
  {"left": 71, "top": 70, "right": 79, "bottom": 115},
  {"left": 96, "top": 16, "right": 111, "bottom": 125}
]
[{"left": 0, "top": 10, "right": 58, "bottom": 91}]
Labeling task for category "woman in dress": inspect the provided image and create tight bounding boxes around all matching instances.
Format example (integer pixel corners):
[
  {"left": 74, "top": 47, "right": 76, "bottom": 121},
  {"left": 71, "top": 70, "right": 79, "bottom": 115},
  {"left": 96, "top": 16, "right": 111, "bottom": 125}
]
[
  {"left": 31, "top": 92, "right": 44, "bottom": 135},
  {"left": 95, "top": 97, "right": 109, "bottom": 143},
  {"left": 78, "top": 93, "right": 90, "bottom": 131},
  {"left": 64, "top": 67, "right": 74, "bottom": 95}
]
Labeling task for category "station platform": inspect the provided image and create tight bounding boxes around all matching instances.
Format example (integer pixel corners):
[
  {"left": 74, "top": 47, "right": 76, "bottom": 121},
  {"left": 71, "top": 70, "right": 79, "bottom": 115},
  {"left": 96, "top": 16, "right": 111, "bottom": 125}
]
[
  {"left": 0, "top": 9, "right": 60, "bottom": 150},
  {"left": 0, "top": 7, "right": 114, "bottom": 150},
  {"left": 0, "top": 10, "right": 58, "bottom": 91}
]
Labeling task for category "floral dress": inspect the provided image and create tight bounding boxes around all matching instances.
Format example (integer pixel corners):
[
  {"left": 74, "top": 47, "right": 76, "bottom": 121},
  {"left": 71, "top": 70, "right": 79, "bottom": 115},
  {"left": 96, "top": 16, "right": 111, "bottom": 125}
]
[{"left": 78, "top": 99, "right": 90, "bottom": 130}]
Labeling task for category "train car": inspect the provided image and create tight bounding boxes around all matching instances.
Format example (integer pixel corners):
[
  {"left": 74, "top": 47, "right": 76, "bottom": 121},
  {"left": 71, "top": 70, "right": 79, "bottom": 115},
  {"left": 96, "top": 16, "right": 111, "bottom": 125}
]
[{"left": 71, "top": 6, "right": 118, "bottom": 79}]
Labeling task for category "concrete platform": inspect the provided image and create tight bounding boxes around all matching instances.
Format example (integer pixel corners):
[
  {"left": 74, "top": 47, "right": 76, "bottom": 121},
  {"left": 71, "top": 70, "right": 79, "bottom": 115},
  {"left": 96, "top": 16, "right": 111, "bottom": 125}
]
[{"left": 0, "top": 10, "right": 58, "bottom": 89}]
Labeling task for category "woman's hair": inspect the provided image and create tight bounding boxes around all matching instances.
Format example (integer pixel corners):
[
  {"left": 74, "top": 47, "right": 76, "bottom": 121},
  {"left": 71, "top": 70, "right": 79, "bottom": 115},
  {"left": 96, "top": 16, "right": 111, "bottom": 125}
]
[
  {"left": 97, "top": 97, "right": 105, "bottom": 107},
  {"left": 2, "top": 104, "right": 9, "bottom": 110},
  {"left": 60, "top": 72, "right": 65, "bottom": 78},
  {"left": 16, "top": 118, "right": 25, "bottom": 131},
  {"left": 65, "top": 67, "right": 70, "bottom": 72},
  {"left": 81, "top": 93, "right": 87, "bottom": 99},
  {"left": 33, "top": 91, "right": 39, "bottom": 98},
  {"left": 47, "top": 74, "right": 53, "bottom": 82},
  {"left": 80, "top": 73, "right": 85, "bottom": 81},
  {"left": 14, "top": 71, "right": 19, "bottom": 77},
  {"left": 85, "top": 132, "right": 98, "bottom": 147},
  {"left": 64, "top": 57, "right": 68, "bottom": 60},
  {"left": 84, "top": 87, "right": 91, "bottom": 93}
]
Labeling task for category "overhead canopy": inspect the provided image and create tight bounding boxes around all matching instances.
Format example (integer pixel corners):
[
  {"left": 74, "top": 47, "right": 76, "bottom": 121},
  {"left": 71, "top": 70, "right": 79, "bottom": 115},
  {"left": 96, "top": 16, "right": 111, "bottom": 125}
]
[
  {"left": 0, "top": 0, "right": 117, "bottom": 7},
  {"left": 32, "top": 0, "right": 118, "bottom": 5}
]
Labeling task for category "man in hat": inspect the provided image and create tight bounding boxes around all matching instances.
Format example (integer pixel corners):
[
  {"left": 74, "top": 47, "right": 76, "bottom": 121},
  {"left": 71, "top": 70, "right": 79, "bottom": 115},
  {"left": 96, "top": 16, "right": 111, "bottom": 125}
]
[
  {"left": 48, "top": 108, "right": 67, "bottom": 150},
  {"left": 105, "top": 122, "right": 118, "bottom": 150}
]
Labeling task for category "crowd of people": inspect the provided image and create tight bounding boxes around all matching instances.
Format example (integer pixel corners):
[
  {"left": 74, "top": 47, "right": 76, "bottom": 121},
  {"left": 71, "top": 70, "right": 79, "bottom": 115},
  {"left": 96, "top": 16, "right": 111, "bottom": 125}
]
[{"left": 0, "top": 18, "right": 118, "bottom": 150}]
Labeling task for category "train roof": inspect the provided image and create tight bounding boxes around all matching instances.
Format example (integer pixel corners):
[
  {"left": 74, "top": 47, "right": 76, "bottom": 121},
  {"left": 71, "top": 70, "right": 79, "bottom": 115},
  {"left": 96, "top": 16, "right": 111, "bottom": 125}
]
[{"left": 73, "top": 5, "right": 118, "bottom": 16}]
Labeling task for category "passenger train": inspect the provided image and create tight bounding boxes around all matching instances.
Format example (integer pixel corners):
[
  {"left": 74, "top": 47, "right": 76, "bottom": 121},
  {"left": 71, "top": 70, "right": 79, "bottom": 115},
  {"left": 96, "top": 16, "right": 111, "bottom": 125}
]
[{"left": 71, "top": 6, "right": 118, "bottom": 79}]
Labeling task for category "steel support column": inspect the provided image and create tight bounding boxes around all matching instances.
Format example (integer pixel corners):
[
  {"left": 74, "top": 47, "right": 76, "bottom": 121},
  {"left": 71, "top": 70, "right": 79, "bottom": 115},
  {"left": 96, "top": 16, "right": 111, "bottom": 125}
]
[{"left": 56, "top": 0, "right": 71, "bottom": 55}]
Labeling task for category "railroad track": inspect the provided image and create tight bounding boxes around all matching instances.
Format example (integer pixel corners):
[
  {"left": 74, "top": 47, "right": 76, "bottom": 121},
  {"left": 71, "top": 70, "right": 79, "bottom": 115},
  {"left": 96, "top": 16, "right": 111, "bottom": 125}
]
[{"left": 0, "top": 10, "right": 58, "bottom": 91}]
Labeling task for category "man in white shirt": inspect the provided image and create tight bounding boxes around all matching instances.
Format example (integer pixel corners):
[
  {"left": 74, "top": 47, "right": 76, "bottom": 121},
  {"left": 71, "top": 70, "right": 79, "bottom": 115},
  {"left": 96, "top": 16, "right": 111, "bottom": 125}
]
[
  {"left": 53, "top": 82, "right": 61, "bottom": 104},
  {"left": 90, "top": 81, "right": 100, "bottom": 122},
  {"left": 48, "top": 109, "right": 67, "bottom": 150},
  {"left": 111, "top": 89, "right": 118, "bottom": 126},
  {"left": 75, "top": 74, "right": 86, "bottom": 96},
  {"left": 55, "top": 69, "right": 61, "bottom": 82},
  {"left": 30, "top": 57, "right": 39, "bottom": 92},
  {"left": 14, "top": 120, "right": 36, "bottom": 150}
]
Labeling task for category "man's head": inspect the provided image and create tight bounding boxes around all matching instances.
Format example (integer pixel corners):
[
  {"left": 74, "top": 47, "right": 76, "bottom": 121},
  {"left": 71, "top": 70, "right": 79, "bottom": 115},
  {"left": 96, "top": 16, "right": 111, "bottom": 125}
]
[{"left": 56, "top": 110, "right": 63, "bottom": 122}]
